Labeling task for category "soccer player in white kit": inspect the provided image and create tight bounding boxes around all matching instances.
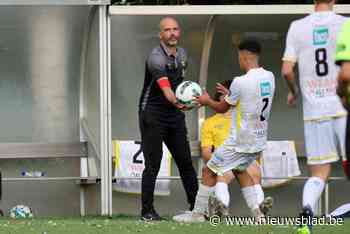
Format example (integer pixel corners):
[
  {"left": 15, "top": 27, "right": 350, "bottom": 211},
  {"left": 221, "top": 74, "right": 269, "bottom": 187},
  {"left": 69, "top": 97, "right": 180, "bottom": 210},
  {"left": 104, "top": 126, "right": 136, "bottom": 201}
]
[
  {"left": 196, "top": 39, "right": 275, "bottom": 220},
  {"left": 282, "top": 1, "right": 347, "bottom": 233}
]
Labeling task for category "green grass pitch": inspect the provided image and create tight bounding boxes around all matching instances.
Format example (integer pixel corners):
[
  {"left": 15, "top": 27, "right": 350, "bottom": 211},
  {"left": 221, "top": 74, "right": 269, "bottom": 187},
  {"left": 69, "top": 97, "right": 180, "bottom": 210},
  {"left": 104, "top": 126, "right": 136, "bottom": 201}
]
[{"left": 0, "top": 216, "right": 348, "bottom": 234}]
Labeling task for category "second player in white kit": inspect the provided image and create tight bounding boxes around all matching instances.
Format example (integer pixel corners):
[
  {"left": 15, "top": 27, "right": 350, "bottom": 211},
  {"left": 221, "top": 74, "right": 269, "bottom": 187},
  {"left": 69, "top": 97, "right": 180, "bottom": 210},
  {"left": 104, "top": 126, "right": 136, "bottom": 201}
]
[
  {"left": 197, "top": 39, "right": 275, "bottom": 220},
  {"left": 207, "top": 67, "right": 275, "bottom": 176},
  {"left": 282, "top": 1, "right": 347, "bottom": 233},
  {"left": 283, "top": 4, "right": 347, "bottom": 166}
]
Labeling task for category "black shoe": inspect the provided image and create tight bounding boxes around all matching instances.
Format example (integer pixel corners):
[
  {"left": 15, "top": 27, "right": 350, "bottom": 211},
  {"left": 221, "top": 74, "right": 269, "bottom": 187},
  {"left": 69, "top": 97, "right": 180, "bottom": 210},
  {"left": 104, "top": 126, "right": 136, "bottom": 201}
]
[
  {"left": 259, "top": 196, "right": 274, "bottom": 216},
  {"left": 298, "top": 205, "right": 313, "bottom": 232},
  {"left": 300, "top": 205, "right": 313, "bottom": 219},
  {"left": 141, "top": 209, "right": 162, "bottom": 221}
]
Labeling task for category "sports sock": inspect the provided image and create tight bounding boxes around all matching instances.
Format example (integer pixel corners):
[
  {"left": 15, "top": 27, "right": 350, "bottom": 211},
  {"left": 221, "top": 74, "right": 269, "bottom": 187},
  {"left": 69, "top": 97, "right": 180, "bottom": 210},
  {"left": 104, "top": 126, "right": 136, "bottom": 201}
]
[
  {"left": 215, "top": 182, "right": 230, "bottom": 207},
  {"left": 302, "top": 177, "right": 325, "bottom": 213},
  {"left": 242, "top": 185, "right": 259, "bottom": 212},
  {"left": 193, "top": 184, "right": 214, "bottom": 214},
  {"left": 254, "top": 184, "right": 264, "bottom": 205}
]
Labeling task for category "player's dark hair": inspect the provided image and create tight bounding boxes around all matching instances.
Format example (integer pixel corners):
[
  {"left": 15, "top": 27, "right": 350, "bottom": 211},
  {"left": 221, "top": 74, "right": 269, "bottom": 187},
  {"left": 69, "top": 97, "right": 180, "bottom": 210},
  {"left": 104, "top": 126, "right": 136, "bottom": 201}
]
[
  {"left": 238, "top": 38, "right": 262, "bottom": 55},
  {"left": 214, "top": 80, "right": 232, "bottom": 101}
]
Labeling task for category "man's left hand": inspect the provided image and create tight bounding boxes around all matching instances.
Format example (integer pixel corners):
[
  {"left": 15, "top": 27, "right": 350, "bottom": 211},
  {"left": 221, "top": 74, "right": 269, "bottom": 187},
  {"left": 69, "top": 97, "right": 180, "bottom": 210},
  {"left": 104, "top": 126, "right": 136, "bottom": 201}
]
[{"left": 216, "top": 83, "right": 230, "bottom": 96}]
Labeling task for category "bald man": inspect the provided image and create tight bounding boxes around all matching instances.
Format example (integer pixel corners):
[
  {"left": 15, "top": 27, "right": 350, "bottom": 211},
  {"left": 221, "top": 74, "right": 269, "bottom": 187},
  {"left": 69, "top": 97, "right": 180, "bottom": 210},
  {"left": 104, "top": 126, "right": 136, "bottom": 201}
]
[{"left": 138, "top": 17, "right": 198, "bottom": 221}]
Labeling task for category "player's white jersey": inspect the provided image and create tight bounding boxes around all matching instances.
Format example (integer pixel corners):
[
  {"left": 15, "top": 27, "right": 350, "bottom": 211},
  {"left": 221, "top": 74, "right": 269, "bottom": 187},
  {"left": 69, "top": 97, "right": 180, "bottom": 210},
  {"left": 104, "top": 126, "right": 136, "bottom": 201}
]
[
  {"left": 283, "top": 11, "right": 347, "bottom": 121},
  {"left": 225, "top": 67, "right": 275, "bottom": 153}
]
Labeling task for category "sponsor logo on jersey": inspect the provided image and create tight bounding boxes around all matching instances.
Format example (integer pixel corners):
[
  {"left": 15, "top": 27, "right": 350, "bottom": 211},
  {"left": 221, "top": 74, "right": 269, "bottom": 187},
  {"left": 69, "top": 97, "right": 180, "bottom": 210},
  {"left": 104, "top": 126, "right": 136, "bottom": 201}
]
[
  {"left": 313, "top": 27, "right": 329, "bottom": 46},
  {"left": 260, "top": 82, "right": 272, "bottom": 97}
]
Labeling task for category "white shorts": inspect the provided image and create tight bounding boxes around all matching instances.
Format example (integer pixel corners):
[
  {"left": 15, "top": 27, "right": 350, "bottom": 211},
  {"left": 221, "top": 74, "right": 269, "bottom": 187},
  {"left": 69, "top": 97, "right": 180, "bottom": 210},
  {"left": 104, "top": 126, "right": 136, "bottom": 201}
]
[
  {"left": 207, "top": 141, "right": 260, "bottom": 176},
  {"left": 304, "top": 116, "right": 346, "bottom": 165}
]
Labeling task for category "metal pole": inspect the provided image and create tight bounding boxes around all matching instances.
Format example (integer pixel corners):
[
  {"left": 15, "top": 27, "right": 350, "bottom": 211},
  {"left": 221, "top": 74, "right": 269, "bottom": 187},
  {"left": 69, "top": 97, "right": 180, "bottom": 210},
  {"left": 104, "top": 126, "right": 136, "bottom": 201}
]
[
  {"left": 0, "top": 171, "right": 2, "bottom": 216},
  {"left": 197, "top": 16, "right": 217, "bottom": 176},
  {"left": 0, "top": 175, "right": 347, "bottom": 181},
  {"left": 316, "top": 197, "right": 322, "bottom": 216},
  {"left": 325, "top": 182, "right": 329, "bottom": 216},
  {"left": 198, "top": 15, "right": 217, "bottom": 137},
  {"left": 106, "top": 5, "right": 113, "bottom": 217},
  {"left": 99, "top": 5, "right": 108, "bottom": 216},
  {"left": 1, "top": 177, "right": 98, "bottom": 182},
  {"left": 99, "top": 5, "right": 112, "bottom": 217},
  {"left": 80, "top": 6, "right": 98, "bottom": 142},
  {"left": 80, "top": 187, "right": 86, "bottom": 216}
]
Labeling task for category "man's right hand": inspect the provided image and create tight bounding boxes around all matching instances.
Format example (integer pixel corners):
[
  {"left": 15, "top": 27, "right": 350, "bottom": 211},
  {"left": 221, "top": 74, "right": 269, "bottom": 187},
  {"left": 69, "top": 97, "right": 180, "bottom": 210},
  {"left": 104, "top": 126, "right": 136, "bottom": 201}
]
[
  {"left": 174, "top": 101, "right": 186, "bottom": 110},
  {"left": 174, "top": 101, "right": 193, "bottom": 111}
]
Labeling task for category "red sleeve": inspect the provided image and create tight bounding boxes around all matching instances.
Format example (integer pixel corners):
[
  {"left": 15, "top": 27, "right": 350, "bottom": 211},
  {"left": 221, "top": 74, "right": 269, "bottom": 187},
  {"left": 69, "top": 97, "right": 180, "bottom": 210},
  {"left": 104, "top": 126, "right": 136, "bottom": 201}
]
[{"left": 157, "top": 78, "right": 171, "bottom": 89}]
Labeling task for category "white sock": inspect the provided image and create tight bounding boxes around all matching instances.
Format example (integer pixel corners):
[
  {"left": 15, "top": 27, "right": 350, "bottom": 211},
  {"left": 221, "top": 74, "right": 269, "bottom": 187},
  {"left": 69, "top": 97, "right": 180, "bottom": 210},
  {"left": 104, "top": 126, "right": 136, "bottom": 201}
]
[
  {"left": 302, "top": 177, "right": 325, "bottom": 213},
  {"left": 254, "top": 184, "right": 264, "bottom": 205},
  {"left": 193, "top": 184, "right": 214, "bottom": 214},
  {"left": 242, "top": 186, "right": 260, "bottom": 212},
  {"left": 215, "top": 182, "right": 230, "bottom": 207}
]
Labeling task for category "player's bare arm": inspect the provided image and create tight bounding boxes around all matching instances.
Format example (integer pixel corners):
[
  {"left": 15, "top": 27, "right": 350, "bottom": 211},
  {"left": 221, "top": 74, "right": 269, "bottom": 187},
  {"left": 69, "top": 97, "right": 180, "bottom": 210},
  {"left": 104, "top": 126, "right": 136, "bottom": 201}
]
[
  {"left": 282, "top": 61, "right": 298, "bottom": 106},
  {"left": 195, "top": 90, "right": 231, "bottom": 113},
  {"left": 200, "top": 146, "right": 212, "bottom": 163}
]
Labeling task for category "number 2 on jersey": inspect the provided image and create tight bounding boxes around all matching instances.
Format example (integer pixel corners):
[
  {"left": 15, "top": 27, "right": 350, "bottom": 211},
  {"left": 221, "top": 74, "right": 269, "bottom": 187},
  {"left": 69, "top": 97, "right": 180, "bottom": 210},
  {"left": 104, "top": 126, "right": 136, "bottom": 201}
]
[
  {"left": 260, "top": 98, "right": 269, "bottom": 122},
  {"left": 315, "top": 48, "right": 328, "bottom": 77}
]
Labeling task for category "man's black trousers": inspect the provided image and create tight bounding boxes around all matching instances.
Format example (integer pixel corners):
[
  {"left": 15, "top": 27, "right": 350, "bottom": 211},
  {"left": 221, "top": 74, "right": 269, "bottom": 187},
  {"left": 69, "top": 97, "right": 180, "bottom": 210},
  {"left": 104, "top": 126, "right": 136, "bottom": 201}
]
[{"left": 139, "top": 110, "right": 198, "bottom": 215}]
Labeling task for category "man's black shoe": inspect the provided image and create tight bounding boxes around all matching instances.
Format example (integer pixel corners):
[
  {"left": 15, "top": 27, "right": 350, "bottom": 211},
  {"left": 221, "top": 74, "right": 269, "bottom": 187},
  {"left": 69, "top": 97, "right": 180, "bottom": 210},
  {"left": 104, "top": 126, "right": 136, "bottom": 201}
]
[{"left": 141, "top": 210, "right": 162, "bottom": 221}]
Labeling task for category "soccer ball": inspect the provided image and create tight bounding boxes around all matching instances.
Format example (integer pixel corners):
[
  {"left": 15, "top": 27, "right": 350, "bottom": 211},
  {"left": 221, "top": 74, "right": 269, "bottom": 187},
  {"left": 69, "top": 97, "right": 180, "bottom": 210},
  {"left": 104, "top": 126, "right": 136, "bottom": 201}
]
[
  {"left": 9, "top": 205, "right": 33, "bottom": 218},
  {"left": 175, "top": 81, "right": 202, "bottom": 108}
]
